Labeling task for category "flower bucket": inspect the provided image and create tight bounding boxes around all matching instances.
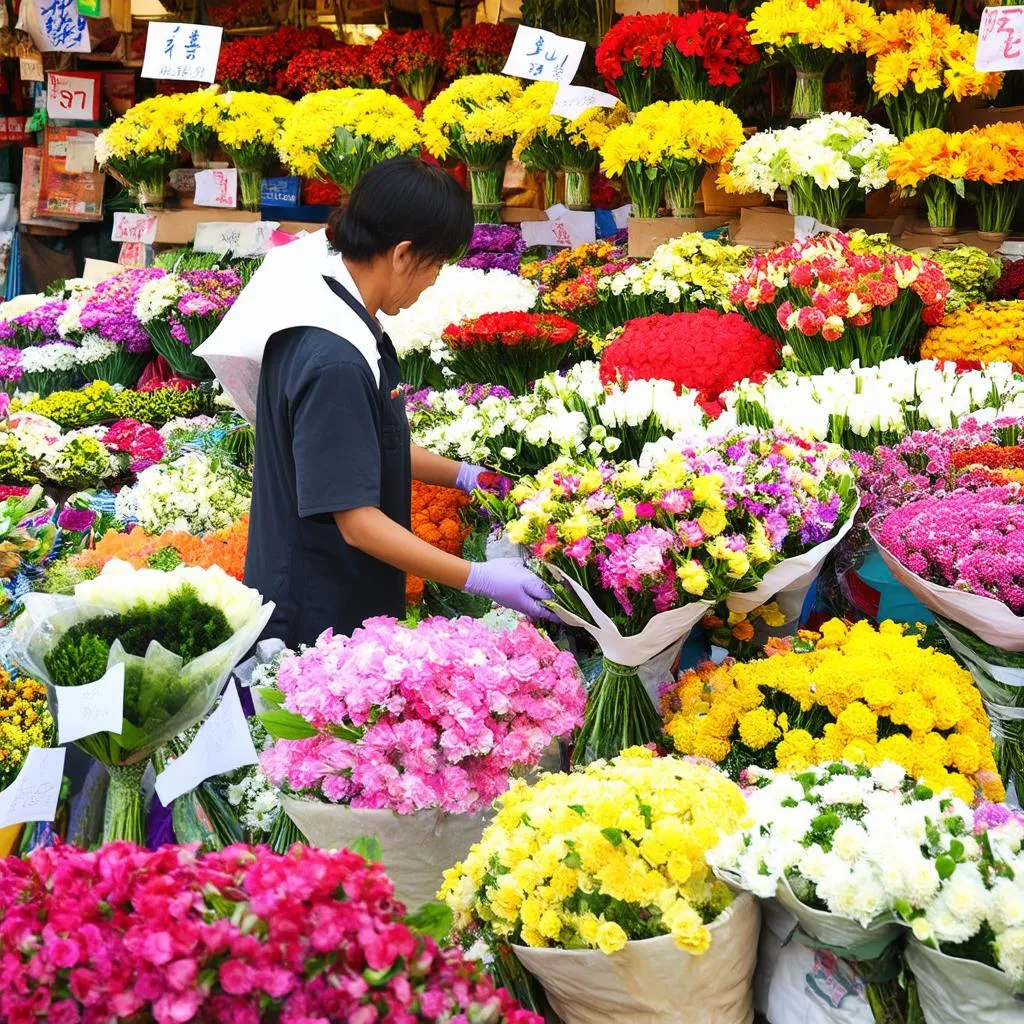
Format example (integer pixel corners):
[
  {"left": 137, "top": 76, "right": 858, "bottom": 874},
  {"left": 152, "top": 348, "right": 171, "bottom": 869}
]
[
  {"left": 279, "top": 798, "right": 487, "bottom": 910},
  {"left": 906, "top": 939, "right": 1022, "bottom": 1024},
  {"left": 0, "top": 822, "right": 21, "bottom": 857},
  {"left": 512, "top": 891, "right": 759, "bottom": 1024}
]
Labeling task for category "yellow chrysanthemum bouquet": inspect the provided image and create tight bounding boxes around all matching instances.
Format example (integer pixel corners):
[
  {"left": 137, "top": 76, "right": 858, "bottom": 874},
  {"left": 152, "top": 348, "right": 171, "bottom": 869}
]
[
  {"left": 424, "top": 74, "right": 523, "bottom": 223},
  {"left": 662, "top": 618, "right": 1004, "bottom": 805},
  {"left": 747, "top": 0, "right": 877, "bottom": 119},
  {"left": 600, "top": 100, "right": 744, "bottom": 218},
  {"left": 176, "top": 89, "right": 222, "bottom": 170},
  {"left": 215, "top": 92, "right": 292, "bottom": 210},
  {"left": 278, "top": 88, "right": 424, "bottom": 197},
  {"left": 95, "top": 95, "right": 187, "bottom": 209},
  {"left": 442, "top": 749, "right": 754, "bottom": 1021},
  {"left": 867, "top": 10, "right": 1001, "bottom": 140},
  {"left": 513, "top": 82, "right": 626, "bottom": 210}
]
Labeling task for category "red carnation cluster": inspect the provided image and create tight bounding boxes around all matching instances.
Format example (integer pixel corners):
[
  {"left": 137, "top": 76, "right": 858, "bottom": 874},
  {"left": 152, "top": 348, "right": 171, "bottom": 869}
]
[
  {"left": 671, "top": 9, "right": 760, "bottom": 89},
  {"left": 445, "top": 22, "right": 516, "bottom": 77},
  {"left": 994, "top": 259, "right": 1024, "bottom": 300},
  {"left": 216, "top": 25, "right": 339, "bottom": 92},
  {"left": 444, "top": 311, "right": 579, "bottom": 352},
  {"left": 0, "top": 843, "right": 542, "bottom": 1024},
  {"left": 599, "top": 309, "right": 779, "bottom": 416},
  {"left": 595, "top": 13, "right": 678, "bottom": 80},
  {"left": 367, "top": 29, "right": 447, "bottom": 94},
  {"left": 301, "top": 177, "right": 343, "bottom": 205},
  {"left": 282, "top": 45, "right": 371, "bottom": 96}
]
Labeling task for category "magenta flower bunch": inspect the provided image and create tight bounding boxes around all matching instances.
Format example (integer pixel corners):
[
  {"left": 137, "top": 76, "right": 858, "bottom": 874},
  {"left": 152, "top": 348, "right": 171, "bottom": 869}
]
[
  {"left": 260, "top": 615, "right": 586, "bottom": 815},
  {"left": 0, "top": 299, "right": 67, "bottom": 348},
  {"left": 0, "top": 842, "right": 542, "bottom": 1024},
  {"left": 79, "top": 269, "right": 164, "bottom": 353},
  {"left": 875, "top": 486, "right": 1024, "bottom": 613},
  {"left": 167, "top": 269, "right": 243, "bottom": 347},
  {"left": 0, "top": 345, "right": 22, "bottom": 389}
]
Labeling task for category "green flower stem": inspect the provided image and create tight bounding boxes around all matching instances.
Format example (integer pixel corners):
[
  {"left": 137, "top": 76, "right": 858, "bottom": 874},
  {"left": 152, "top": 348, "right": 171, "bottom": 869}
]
[
  {"left": 974, "top": 181, "right": 1023, "bottom": 235},
  {"left": 236, "top": 168, "right": 263, "bottom": 212},
  {"left": 922, "top": 177, "right": 957, "bottom": 231},
  {"left": 564, "top": 169, "right": 591, "bottom": 210},
  {"left": 468, "top": 166, "right": 504, "bottom": 224},
  {"left": 104, "top": 762, "right": 148, "bottom": 845},
  {"left": 624, "top": 161, "right": 664, "bottom": 220},
  {"left": 792, "top": 71, "right": 826, "bottom": 120},
  {"left": 883, "top": 88, "right": 951, "bottom": 141}
]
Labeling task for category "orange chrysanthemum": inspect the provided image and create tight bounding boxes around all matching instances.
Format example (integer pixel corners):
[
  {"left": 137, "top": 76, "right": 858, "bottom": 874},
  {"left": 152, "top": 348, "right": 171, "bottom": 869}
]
[{"left": 406, "top": 482, "right": 471, "bottom": 606}]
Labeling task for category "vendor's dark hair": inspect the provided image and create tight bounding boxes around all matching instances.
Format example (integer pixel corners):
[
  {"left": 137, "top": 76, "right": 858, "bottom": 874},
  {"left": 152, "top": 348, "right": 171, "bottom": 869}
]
[{"left": 327, "top": 157, "right": 473, "bottom": 264}]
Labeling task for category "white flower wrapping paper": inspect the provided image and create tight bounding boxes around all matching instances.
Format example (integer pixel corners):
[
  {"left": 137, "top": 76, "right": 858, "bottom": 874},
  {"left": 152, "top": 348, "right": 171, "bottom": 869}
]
[{"left": 906, "top": 940, "right": 1020, "bottom": 1024}]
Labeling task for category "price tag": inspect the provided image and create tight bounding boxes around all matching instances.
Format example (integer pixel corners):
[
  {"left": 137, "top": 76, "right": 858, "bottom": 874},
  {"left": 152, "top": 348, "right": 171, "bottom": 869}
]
[
  {"left": 978, "top": 6, "right": 1024, "bottom": 71},
  {"left": 522, "top": 210, "right": 596, "bottom": 248},
  {"left": 502, "top": 25, "right": 586, "bottom": 84},
  {"left": 0, "top": 747, "right": 66, "bottom": 828},
  {"left": 194, "top": 167, "right": 237, "bottom": 208},
  {"left": 142, "top": 23, "right": 222, "bottom": 84},
  {"left": 20, "top": 57, "right": 44, "bottom": 83},
  {"left": 154, "top": 684, "right": 258, "bottom": 804},
  {"left": 46, "top": 71, "right": 101, "bottom": 121},
  {"left": 193, "top": 220, "right": 278, "bottom": 257},
  {"left": 54, "top": 663, "right": 124, "bottom": 745},
  {"left": 611, "top": 203, "right": 632, "bottom": 230},
  {"left": 112, "top": 211, "right": 158, "bottom": 245},
  {"left": 550, "top": 84, "right": 618, "bottom": 119}
]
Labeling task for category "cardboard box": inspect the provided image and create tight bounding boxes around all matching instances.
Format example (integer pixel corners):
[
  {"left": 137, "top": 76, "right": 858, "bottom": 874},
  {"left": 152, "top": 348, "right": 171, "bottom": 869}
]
[
  {"left": 627, "top": 214, "right": 730, "bottom": 257},
  {"left": 730, "top": 206, "right": 797, "bottom": 248},
  {"left": 894, "top": 227, "right": 1020, "bottom": 255},
  {"left": 152, "top": 207, "right": 326, "bottom": 245},
  {"left": 700, "top": 167, "right": 767, "bottom": 217},
  {"left": 948, "top": 102, "right": 1024, "bottom": 132}
]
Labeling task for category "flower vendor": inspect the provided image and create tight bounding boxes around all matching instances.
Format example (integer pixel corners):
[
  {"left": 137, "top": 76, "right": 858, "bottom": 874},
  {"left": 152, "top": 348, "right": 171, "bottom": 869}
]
[{"left": 198, "top": 157, "right": 556, "bottom": 647}]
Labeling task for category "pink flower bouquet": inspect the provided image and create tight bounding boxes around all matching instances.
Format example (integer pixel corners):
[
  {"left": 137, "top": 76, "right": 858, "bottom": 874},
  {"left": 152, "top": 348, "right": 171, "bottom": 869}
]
[
  {"left": 259, "top": 615, "right": 585, "bottom": 906},
  {"left": 0, "top": 841, "right": 542, "bottom": 1024}
]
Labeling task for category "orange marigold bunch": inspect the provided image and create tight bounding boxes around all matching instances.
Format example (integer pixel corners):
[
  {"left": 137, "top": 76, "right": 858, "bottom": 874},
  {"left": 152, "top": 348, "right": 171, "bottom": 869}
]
[
  {"left": 72, "top": 518, "right": 250, "bottom": 580},
  {"left": 407, "top": 482, "right": 471, "bottom": 606}
]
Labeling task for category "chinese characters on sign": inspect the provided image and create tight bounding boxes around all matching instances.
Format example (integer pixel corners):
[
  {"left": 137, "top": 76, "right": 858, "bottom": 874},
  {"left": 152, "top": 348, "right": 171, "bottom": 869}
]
[
  {"left": 550, "top": 84, "right": 619, "bottom": 119},
  {"left": 0, "top": 747, "right": 66, "bottom": 828},
  {"left": 18, "top": 0, "right": 91, "bottom": 53},
  {"left": 502, "top": 25, "right": 586, "bottom": 84},
  {"left": 194, "top": 168, "right": 237, "bottom": 208},
  {"left": 522, "top": 208, "right": 597, "bottom": 248},
  {"left": 46, "top": 71, "right": 101, "bottom": 122},
  {"left": 112, "top": 211, "right": 159, "bottom": 245},
  {"left": 142, "top": 22, "right": 223, "bottom": 83},
  {"left": 977, "top": 6, "right": 1024, "bottom": 72}
]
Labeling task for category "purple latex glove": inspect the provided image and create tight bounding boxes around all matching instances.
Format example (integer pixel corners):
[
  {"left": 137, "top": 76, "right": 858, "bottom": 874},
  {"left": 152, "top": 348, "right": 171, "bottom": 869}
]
[
  {"left": 465, "top": 558, "right": 560, "bottom": 622},
  {"left": 455, "top": 462, "right": 487, "bottom": 493}
]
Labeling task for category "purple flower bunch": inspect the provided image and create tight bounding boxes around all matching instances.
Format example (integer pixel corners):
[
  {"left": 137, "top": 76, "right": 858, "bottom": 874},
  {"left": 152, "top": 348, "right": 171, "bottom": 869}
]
[
  {"left": 0, "top": 345, "right": 23, "bottom": 384},
  {"left": 458, "top": 224, "right": 525, "bottom": 274},
  {"left": 875, "top": 486, "right": 1024, "bottom": 612},
  {"left": 0, "top": 299, "right": 67, "bottom": 348},
  {"left": 80, "top": 269, "right": 165, "bottom": 353},
  {"left": 167, "top": 270, "right": 243, "bottom": 347}
]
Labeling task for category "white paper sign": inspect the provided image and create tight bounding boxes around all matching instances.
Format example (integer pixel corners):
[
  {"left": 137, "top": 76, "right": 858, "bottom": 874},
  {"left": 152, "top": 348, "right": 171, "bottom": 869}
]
[
  {"left": 502, "top": 25, "right": 586, "bottom": 83},
  {"left": 611, "top": 203, "right": 632, "bottom": 230},
  {"left": 46, "top": 72, "right": 97, "bottom": 121},
  {"left": 154, "top": 683, "right": 258, "bottom": 804},
  {"left": 17, "top": 0, "right": 90, "bottom": 53},
  {"left": 193, "top": 219, "right": 278, "bottom": 257},
  {"left": 551, "top": 83, "right": 618, "bottom": 119},
  {"left": 112, "top": 211, "right": 158, "bottom": 245},
  {"left": 142, "top": 23, "right": 222, "bottom": 83},
  {"left": 54, "top": 663, "right": 124, "bottom": 745},
  {"left": 65, "top": 136, "right": 95, "bottom": 173},
  {"left": 20, "top": 56, "right": 44, "bottom": 83},
  {"left": 0, "top": 747, "right": 66, "bottom": 828},
  {"left": 522, "top": 210, "right": 596, "bottom": 248},
  {"left": 793, "top": 215, "right": 840, "bottom": 242},
  {"left": 193, "top": 168, "right": 237, "bottom": 208},
  {"left": 978, "top": 6, "right": 1024, "bottom": 72}
]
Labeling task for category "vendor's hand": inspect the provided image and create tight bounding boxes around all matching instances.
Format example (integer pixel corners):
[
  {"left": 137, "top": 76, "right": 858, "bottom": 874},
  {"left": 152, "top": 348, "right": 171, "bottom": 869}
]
[
  {"left": 465, "top": 559, "right": 559, "bottom": 622},
  {"left": 455, "top": 463, "right": 511, "bottom": 498}
]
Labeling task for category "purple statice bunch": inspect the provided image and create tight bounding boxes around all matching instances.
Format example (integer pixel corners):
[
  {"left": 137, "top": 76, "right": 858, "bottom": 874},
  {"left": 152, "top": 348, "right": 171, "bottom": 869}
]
[
  {"left": 80, "top": 268, "right": 165, "bottom": 353},
  {"left": 851, "top": 417, "right": 1024, "bottom": 523},
  {"left": 10, "top": 300, "right": 66, "bottom": 346},
  {"left": 168, "top": 269, "right": 243, "bottom": 346},
  {"left": 458, "top": 224, "right": 525, "bottom": 274},
  {"left": 0, "top": 345, "right": 22, "bottom": 384},
  {"left": 874, "top": 486, "right": 1024, "bottom": 612},
  {"left": 405, "top": 387, "right": 434, "bottom": 414},
  {"left": 457, "top": 382, "right": 512, "bottom": 405}
]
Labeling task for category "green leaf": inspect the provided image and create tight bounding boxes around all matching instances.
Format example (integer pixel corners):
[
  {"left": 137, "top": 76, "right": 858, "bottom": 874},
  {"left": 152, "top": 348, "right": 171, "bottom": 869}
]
[
  {"left": 257, "top": 686, "right": 286, "bottom": 707},
  {"left": 953, "top": 177, "right": 965, "bottom": 200},
  {"left": 601, "top": 827, "right": 623, "bottom": 846},
  {"left": 334, "top": 126, "right": 359, "bottom": 158},
  {"left": 935, "top": 855, "right": 956, "bottom": 880},
  {"left": 948, "top": 839, "right": 965, "bottom": 861},
  {"left": 328, "top": 723, "right": 363, "bottom": 743},
  {"left": 404, "top": 901, "right": 453, "bottom": 942},
  {"left": 568, "top": 804, "right": 585, "bottom": 816},
  {"left": 349, "top": 835, "right": 382, "bottom": 862},
  {"left": 256, "top": 709, "right": 317, "bottom": 740}
]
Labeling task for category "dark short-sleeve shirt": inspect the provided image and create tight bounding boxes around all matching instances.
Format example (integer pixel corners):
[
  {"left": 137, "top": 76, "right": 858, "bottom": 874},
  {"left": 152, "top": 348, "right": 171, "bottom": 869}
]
[{"left": 244, "top": 276, "right": 411, "bottom": 648}]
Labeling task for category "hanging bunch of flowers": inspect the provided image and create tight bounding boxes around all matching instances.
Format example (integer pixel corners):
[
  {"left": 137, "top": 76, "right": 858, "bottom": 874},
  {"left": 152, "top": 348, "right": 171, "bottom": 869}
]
[
  {"left": 424, "top": 75, "right": 523, "bottom": 224},
  {"left": 445, "top": 21, "right": 516, "bottom": 77},
  {"left": 664, "top": 9, "right": 761, "bottom": 103},
  {"left": 279, "top": 88, "right": 424, "bottom": 194},
  {"left": 281, "top": 45, "right": 372, "bottom": 96},
  {"left": 867, "top": 9, "right": 1001, "bottom": 139},
  {"left": 747, "top": 0, "right": 878, "bottom": 119},
  {"left": 366, "top": 29, "right": 448, "bottom": 100},
  {"left": 214, "top": 92, "right": 292, "bottom": 210},
  {"left": 595, "top": 13, "right": 678, "bottom": 113},
  {"left": 513, "top": 82, "right": 626, "bottom": 209}
]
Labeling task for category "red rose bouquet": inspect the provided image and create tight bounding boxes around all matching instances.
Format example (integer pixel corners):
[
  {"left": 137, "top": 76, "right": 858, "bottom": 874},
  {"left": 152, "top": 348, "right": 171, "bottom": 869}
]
[
  {"left": 0, "top": 843, "right": 542, "bottom": 1024},
  {"left": 599, "top": 309, "right": 779, "bottom": 416},
  {"left": 664, "top": 9, "right": 761, "bottom": 103},
  {"left": 445, "top": 22, "right": 516, "bottom": 77},
  {"left": 595, "top": 13, "right": 678, "bottom": 112},
  {"left": 282, "top": 45, "right": 372, "bottom": 96},
  {"left": 730, "top": 233, "right": 950, "bottom": 373},
  {"left": 442, "top": 311, "right": 582, "bottom": 394},
  {"left": 367, "top": 30, "right": 448, "bottom": 99}
]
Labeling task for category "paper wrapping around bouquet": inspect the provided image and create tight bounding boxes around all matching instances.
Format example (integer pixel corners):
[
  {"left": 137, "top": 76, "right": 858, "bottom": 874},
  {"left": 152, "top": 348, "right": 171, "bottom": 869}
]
[
  {"left": 279, "top": 798, "right": 487, "bottom": 910},
  {"left": 906, "top": 939, "right": 1021, "bottom": 1024},
  {"left": 726, "top": 504, "right": 858, "bottom": 621},
  {"left": 513, "top": 892, "right": 760, "bottom": 1024},
  {"left": 870, "top": 532, "right": 1024, "bottom": 652},
  {"left": 547, "top": 565, "right": 712, "bottom": 669}
]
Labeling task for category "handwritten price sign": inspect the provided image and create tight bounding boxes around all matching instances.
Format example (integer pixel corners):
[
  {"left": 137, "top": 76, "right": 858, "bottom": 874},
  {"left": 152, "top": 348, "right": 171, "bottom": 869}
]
[
  {"left": 978, "top": 6, "right": 1024, "bottom": 71},
  {"left": 54, "top": 662, "right": 125, "bottom": 744},
  {"left": 194, "top": 168, "right": 237, "bottom": 209},
  {"left": 46, "top": 71, "right": 101, "bottom": 121},
  {"left": 112, "top": 212, "right": 158, "bottom": 245},
  {"left": 0, "top": 747, "right": 66, "bottom": 828}
]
